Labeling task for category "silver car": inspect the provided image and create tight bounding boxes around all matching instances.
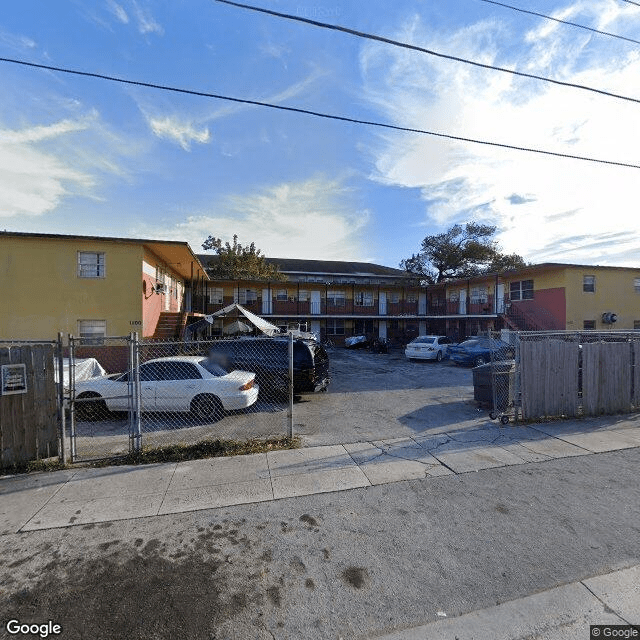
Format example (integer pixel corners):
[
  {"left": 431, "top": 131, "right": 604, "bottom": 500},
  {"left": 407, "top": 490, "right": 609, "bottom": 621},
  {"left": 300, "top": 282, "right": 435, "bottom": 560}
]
[{"left": 405, "top": 335, "right": 453, "bottom": 362}]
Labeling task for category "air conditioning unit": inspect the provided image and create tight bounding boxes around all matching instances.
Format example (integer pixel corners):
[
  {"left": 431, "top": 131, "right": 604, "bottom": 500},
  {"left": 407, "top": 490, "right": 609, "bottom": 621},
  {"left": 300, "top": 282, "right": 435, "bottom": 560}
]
[
  {"left": 602, "top": 312, "right": 618, "bottom": 324},
  {"left": 153, "top": 283, "right": 167, "bottom": 294}
]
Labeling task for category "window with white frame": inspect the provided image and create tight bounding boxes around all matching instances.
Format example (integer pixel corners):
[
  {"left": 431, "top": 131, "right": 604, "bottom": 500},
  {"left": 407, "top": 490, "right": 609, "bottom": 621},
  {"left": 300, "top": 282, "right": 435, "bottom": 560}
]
[
  {"left": 77, "top": 252, "right": 105, "bottom": 278},
  {"left": 583, "top": 275, "right": 595, "bottom": 293},
  {"left": 209, "top": 287, "right": 224, "bottom": 304},
  {"left": 510, "top": 280, "right": 534, "bottom": 301},
  {"left": 406, "top": 292, "right": 418, "bottom": 303},
  {"left": 276, "top": 289, "right": 288, "bottom": 302},
  {"left": 78, "top": 320, "right": 107, "bottom": 344},
  {"left": 326, "top": 319, "right": 345, "bottom": 335},
  {"left": 389, "top": 291, "right": 400, "bottom": 304},
  {"left": 354, "top": 291, "right": 374, "bottom": 306},
  {"left": 326, "top": 290, "right": 345, "bottom": 306},
  {"left": 238, "top": 289, "right": 257, "bottom": 304},
  {"left": 298, "top": 290, "right": 309, "bottom": 302},
  {"left": 470, "top": 286, "right": 488, "bottom": 304}
]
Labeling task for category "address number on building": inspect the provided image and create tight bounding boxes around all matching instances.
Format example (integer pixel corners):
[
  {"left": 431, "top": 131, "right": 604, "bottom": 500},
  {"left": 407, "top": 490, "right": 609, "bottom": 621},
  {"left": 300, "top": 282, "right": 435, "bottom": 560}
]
[{"left": 130, "top": 321, "right": 142, "bottom": 325}]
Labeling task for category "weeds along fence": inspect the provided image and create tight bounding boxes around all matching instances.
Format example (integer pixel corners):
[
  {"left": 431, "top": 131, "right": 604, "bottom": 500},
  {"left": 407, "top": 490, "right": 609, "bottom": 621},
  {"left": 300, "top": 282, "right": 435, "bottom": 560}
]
[
  {"left": 68, "top": 334, "right": 296, "bottom": 462},
  {"left": 516, "top": 331, "right": 640, "bottom": 420},
  {"left": 0, "top": 339, "right": 63, "bottom": 468}
]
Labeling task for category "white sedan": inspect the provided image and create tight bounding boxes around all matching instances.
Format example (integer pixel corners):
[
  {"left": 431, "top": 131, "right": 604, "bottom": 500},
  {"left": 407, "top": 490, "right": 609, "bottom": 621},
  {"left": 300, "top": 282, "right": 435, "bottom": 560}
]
[
  {"left": 405, "top": 335, "right": 453, "bottom": 362},
  {"left": 74, "top": 356, "right": 258, "bottom": 422}
]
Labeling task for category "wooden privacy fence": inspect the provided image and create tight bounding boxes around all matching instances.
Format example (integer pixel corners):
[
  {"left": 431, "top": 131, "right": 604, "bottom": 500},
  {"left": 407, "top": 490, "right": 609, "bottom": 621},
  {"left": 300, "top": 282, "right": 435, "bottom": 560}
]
[
  {"left": 519, "top": 333, "right": 640, "bottom": 420},
  {"left": 0, "top": 344, "right": 59, "bottom": 467}
]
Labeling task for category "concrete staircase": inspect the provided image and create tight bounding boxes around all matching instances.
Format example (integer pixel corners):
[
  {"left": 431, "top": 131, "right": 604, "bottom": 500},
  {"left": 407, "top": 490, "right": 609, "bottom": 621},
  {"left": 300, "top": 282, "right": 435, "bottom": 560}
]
[{"left": 153, "top": 312, "right": 183, "bottom": 340}]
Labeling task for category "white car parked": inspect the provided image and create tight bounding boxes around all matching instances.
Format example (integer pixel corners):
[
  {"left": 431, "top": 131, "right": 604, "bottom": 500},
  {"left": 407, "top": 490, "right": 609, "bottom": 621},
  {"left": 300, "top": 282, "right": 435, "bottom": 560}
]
[
  {"left": 405, "top": 335, "right": 453, "bottom": 362},
  {"left": 74, "top": 356, "right": 259, "bottom": 422}
]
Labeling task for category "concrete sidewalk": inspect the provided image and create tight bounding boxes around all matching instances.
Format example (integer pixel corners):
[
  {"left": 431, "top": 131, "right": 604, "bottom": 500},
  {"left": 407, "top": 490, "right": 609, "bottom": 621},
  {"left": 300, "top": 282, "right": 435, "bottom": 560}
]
[
  {"left": 370, "top": 564, "right": 639, "bottom": 639},
  {"left": 2, "top": 416, "right": 639, "bottom": 533}
]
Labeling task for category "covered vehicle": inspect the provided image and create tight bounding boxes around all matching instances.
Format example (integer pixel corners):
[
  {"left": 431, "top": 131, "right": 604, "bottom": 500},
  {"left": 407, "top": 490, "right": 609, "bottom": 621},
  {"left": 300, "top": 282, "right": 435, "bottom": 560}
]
[
  {"left": 74, "top": 356, "right": 258, "bottom": 422},
  {"left": 448, "top": 337, "right": 515, "bottom": 367},
  {"left": 405, "top": 335, "right": 453, "bottom": 361}
]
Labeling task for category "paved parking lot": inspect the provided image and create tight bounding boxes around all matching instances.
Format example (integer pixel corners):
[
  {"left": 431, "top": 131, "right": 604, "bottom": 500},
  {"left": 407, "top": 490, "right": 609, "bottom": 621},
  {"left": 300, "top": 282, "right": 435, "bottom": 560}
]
[{"left": 293, "top": 346, "right": 486, "bottom": 446}]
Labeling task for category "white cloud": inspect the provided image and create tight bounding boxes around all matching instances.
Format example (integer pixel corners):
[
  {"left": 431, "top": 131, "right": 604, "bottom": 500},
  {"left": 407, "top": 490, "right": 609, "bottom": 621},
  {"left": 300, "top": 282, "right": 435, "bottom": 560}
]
[
  {"left": 0, "top": 120, "right": 94, "bottom": 217},
  {"left": 361, "top": 7, "right": 640, "bottom": 266},
  {"left": 148, "top": 116, "right": 211, "bottom": 150},
  {"left": 132, "top": 0, "right": 163, "bottom": 35},
  {"left": 106, "top": 0, "right": 129, "bottom": 24},
  {"left": 131, "top": 176, "right": 371, "bottom": 261}
]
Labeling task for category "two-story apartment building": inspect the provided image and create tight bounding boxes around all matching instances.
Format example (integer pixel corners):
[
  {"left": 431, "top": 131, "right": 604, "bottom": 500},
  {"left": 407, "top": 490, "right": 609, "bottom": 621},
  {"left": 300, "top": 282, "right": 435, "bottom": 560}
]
[
  {"left": 430, "top": 263, "right": 640, "bottom": 338},
  {"left": 196, "top": 256, "right": 428, "bottom": 345},
  {"left": 1, "top": 232, "right": 208, "bottom": 341}
]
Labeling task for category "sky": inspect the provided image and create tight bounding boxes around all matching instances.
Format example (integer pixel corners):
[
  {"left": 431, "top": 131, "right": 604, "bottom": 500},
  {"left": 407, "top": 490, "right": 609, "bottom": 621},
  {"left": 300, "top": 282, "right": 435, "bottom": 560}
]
[{"left": 1, "top": 0, "right": 640, "bottom": 268}]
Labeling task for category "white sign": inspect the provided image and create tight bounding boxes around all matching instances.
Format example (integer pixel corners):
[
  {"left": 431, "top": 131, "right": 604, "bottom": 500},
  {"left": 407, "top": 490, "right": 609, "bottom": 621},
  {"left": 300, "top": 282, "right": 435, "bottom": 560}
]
[{"left": 1, "top": 363, "right": 27, "bottom": 395}]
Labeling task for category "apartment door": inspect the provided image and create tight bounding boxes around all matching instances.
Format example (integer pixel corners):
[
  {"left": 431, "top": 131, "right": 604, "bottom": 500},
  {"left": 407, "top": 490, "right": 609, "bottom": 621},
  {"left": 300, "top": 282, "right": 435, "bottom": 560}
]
[
  {"left": 496, "top": 284, "right": 505, "bottom": 313},
  {"left": 311, "top": 290, "right": 321, "bottom": 314},
  {"left": 378, "top": 291, "right": 387, "bottom": 315},
  {"left": 459, "top": 288, "right": 467, "bottom": 314}
]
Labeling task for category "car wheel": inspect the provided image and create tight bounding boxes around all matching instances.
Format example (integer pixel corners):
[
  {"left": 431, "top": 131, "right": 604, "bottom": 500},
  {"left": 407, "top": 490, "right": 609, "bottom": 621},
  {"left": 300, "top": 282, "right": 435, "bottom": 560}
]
[
  {"left": 500, "top": 415, "right": 510, "bottom": 425},
  {"left": 474, "top": 356, "right": 486, "bottom": 367},
  {"left": 76, "top": 392, "right": 109, "bottom": 422},
  {"left": 436, "top": 351, "right": 443, "bottom": 362},
  {"left": 191, "top": 394, "right": 224, "bottom": 423}
]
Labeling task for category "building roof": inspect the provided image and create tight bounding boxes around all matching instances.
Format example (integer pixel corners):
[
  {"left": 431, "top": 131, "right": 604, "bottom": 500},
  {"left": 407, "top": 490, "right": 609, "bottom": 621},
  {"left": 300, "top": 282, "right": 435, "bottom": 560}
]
[
  {"left": 198, "top": 254, "right": 409, "bottom": 278},
  {"left": 1, "top": 231, "right": 209, "bottom": 281}
]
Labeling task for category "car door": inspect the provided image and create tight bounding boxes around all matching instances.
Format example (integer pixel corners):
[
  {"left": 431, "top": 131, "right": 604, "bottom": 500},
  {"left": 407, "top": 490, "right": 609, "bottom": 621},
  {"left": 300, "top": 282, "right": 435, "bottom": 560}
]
[
  {"left": 153, "top": 361, "right": 203, "bottom": 412},
  {"left": 439, "top": 337, "right": 452, "bottom": 355},
  {"left": 138, "top": 362, "right": 163, "bottom": 411}
]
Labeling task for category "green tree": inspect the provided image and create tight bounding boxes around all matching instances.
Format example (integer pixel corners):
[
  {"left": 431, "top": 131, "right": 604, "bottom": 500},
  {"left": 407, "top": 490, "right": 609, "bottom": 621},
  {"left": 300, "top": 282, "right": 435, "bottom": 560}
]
[
  {"left": 400, "top": 223, "right": 525, "bottom": 282},
  {"left": 201, "top": 235, "right": 286, "bottom": 281}
]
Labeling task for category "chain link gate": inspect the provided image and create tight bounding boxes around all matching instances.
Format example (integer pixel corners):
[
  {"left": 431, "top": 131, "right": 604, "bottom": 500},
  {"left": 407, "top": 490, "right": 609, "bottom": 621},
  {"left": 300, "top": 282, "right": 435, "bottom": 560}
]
[
  {"left": 68, "top": 334, "right": 138, "bottom": 462},
  {"left": 487, "top": 330, "right": 518, "bottom": 424}
]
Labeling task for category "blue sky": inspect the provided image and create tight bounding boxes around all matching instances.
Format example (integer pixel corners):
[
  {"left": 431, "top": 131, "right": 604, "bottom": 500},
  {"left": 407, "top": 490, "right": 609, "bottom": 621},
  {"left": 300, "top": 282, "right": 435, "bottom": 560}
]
[{"left": 2, "top": 0, "right": 640, "bottom": 267}]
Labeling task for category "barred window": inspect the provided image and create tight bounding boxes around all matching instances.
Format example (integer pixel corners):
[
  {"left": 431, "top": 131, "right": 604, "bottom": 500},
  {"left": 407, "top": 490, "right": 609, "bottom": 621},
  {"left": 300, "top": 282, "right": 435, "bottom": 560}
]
[
  {"left": 354, "top": 291, "right": 374, "bottom": 306},
  {"left": 470, "top": 286, "right": 488, "bottom": 304},
  {"left": 583, "top": 275, "right": 595, "bottom": 293},
  {"left": 209, "top": 287, "right": 223, "bottom": 304},
  {"left": 78, "top": 320, "right": 106, "bottom": 345},
  {"left": 406, "top": 292, "right": 418, "bottom": 303},
  {"left": 78, "top": 252, "right": 105, "bottom": 278},
  {"left": 327, "top": 290, "right": 345, "bottom": 306}
]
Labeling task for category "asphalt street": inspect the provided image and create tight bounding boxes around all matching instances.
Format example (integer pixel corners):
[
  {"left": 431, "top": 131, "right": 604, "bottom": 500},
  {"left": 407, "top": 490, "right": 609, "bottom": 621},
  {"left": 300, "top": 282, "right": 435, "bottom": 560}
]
[{"left": 1, "top": 446, "right": 639, "bottom": 640}]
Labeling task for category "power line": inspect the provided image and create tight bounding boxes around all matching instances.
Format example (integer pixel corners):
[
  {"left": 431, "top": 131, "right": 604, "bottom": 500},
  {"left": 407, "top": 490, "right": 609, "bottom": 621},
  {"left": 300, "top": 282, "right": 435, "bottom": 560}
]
[
  {"left": 478, "top": 0, "right": 640, "bottom": 46},
  {"left": 214, "top": 0, "right": 640, "bottom": 107},
  {"left": 620, "top": 0, "right": 640, "bottom": 7},
  {"left": 1, "top": 55, "right": 639, "bottom": 170}
]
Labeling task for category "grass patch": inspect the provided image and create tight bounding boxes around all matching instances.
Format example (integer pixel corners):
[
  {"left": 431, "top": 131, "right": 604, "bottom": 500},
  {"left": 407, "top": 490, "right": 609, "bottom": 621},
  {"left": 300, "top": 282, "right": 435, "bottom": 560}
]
[
  {"left": 1, "top": 436, "right": 301, "bottom": 475},
  {"left": 87, "top": 435, "right": 302, "bottom": 468}
]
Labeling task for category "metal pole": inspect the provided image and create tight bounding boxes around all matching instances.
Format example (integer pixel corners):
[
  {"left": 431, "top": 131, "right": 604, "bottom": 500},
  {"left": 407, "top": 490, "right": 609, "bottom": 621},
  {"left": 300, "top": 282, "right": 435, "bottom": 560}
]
[
  {"left": 56, "top": 333, "right": 68, "bottom": 465},
  {"left": 287, "top": 332, "right": 294, "bottom": 438},
  {"left": 68, "top": 334, "right": 77, "bottom": 461},
  {"left": 131, "top": 332, "right": 142, "bottom": 452}
]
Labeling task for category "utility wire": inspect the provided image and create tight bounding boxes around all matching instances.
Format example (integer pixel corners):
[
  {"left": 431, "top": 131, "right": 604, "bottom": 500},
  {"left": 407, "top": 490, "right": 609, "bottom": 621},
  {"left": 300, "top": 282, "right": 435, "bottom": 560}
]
[
  {"left": 478, "top": 0, "right": 640, "bottom": 46},
  {"left": 214, "top": 0, "right": 640, "bottom": 107},
  {"left": 1, "top": 56, "right": 639, "bottom": 170},
  {"left": 620, "top": 0, "right": 640, "bottom": 7}
]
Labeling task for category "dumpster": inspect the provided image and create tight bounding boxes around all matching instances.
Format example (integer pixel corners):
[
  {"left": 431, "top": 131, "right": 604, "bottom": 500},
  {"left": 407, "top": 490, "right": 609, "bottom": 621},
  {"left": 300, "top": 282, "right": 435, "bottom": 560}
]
[{"left": 472, "top": 360, "right": 515, "bottom": 411}]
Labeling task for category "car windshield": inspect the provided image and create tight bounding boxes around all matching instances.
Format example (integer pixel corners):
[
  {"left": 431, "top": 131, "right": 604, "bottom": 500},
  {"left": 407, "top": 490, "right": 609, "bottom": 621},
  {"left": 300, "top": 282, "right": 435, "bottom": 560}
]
[
  {"left": 199, "top": 358, "right": 228, "bottom": 376},
  {"left": 460, "top": 340, "right": 480, "bottom": 348},
  {"left": 412, "top": 337, "right": 435, "bottom": 345}
]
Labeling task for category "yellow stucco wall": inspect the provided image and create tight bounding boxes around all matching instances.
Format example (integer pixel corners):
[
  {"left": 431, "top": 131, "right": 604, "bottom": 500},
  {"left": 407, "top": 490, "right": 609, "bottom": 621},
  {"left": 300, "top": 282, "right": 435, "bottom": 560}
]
[
  {"left": 0, "top": 236, "right": 143, "bottom": 340},
  {"left": 564, "top": 266, "right": 640, "bottom": 330},
  {"left": 500, "top": 269, "right": 566, "bottom": 292}
]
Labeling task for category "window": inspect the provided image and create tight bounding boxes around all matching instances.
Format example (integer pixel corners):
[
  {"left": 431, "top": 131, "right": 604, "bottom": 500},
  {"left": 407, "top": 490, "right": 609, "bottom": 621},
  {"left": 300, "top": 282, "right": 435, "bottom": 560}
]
[
  {"left": 470, "top": 286, "right": 488, "bottom": 304},
  {"left": 77, "top": 252, "right": 105, "bottom": 278},
  {"left": 326, "top": 319, "right": 345, "bottom": 335},
  {"left": 406, "top": 292, "right": 417, "bottom": 303},
  {"left": 388, "top": 291, "right": 400, "bottom": 304},
  {"left": 583, "top": 275, "right": 595, "bottom": 293},
  {"left": 78, "top": 320, "right": 106, "bottom": 345},
  {"left": 634, "top": 320, "right": 640, "bottom": 330},
  {"left": 237, "top": 289, "right": 257, "bottom": 304},
  {"left": 209, "top": 287, "right": 223, "bottom": 304},
  {"left": 276, "top": 289, "right": 288, "bottom": 302},
  {"left": 354, "top": 291, "right": 374, "bottom": 306},
  {"left": 326, "top": 290, "right": 345, "bottom": 306},
  {"left": 510, "top": 280, "right": 534, "bottom": 301},
  {"left": 583, "top": 320, "right": 596, "bottom": 330},
  {"left": 634, "top": 278, "right": 640, "bottom": 293},
  {"left": 298, "top": 290, "right": 309, "bottom": 302}
]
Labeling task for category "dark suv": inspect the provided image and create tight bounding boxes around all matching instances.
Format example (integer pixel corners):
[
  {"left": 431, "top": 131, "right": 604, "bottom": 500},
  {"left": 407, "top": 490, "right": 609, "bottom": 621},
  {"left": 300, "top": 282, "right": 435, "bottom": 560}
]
[{"left": 207, "top": 337, "right": 330, "bottom": 398}]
